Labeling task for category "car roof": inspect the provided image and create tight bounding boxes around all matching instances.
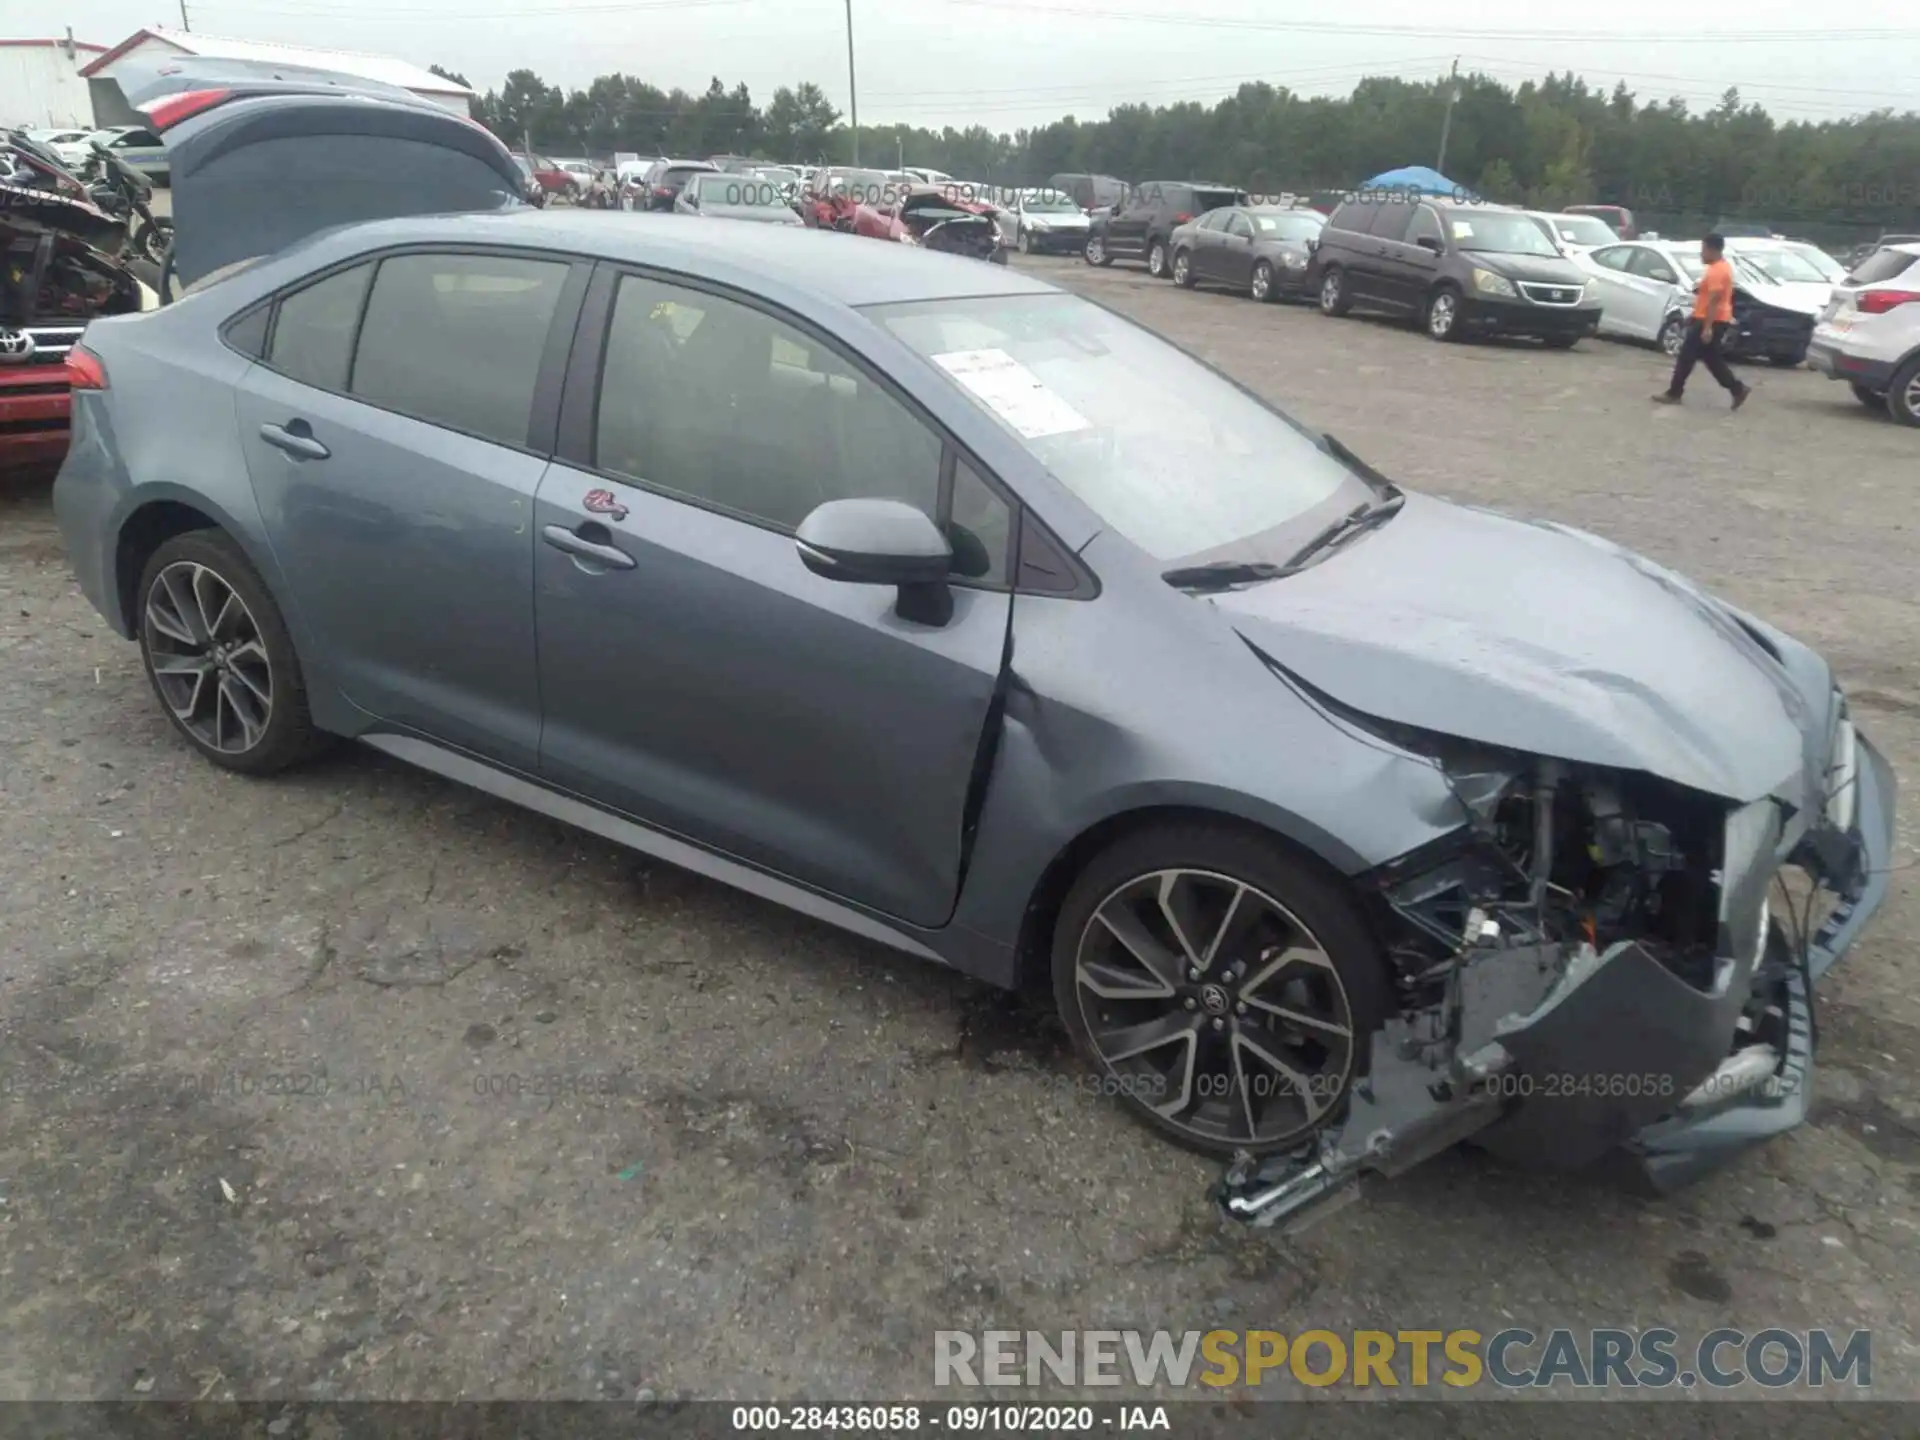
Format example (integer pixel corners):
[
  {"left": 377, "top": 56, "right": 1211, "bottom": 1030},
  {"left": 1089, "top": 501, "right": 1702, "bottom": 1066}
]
[{"left": 312, "top": 208, "right": 1059, "bottom": 306}]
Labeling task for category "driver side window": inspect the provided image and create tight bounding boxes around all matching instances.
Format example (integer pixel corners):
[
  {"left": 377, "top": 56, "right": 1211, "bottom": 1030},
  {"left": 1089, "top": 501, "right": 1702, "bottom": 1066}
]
[
  {"left": 1406, "top": 206, "right": 1443, "bottom": 246},
  {"left": 1226, "top": 213, "right": 1254, "bottom": 240}
]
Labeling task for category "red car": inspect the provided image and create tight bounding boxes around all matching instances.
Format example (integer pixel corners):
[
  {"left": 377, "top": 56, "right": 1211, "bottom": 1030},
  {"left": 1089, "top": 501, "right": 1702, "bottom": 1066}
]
[
  {"left": 2, "top": 149, "right": 148, "bottom": 471},
  {"left": 801, "top": 177, "right": 1005, "bottom": 263},
  {"left": 525, "top": 155, "right": 584, "bottom": 200}
]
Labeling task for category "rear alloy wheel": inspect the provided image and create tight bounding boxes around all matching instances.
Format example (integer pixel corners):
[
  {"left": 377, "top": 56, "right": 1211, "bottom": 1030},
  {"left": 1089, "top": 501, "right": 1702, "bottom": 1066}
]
[
  {"left": 1851, "top": 381, "right": 1888, "bottom": 411},
  {"left": 1658, "top": 315, "right": 1686, "bottom": 357},
  {"left": 1052, "top": 825, "right": 1386, "bottom": 1156},
  {"left": 1085, "top": 235, "right": 1111, "bottom": 267},
  {"left": 1173, "top": 249, "right": 1195, "bottom": 287},
  {"left": 1318, "top": 267, "right": 1350, "bottom": 316},
  {"left": 1250, "top": 261, "right": 1274, "bottom": 302},
  {"left": 1147, "top": 239, "right": 1170, "bottom": 278},
  {"left": 1425, "top": 285, "right": 1463, "bottom": 341},
  {"left": 1890, "top": 356, "right": 1920, "bottom": 427},
  {"left": 138, "top": 530, "right": 328, "bottom": 775}
]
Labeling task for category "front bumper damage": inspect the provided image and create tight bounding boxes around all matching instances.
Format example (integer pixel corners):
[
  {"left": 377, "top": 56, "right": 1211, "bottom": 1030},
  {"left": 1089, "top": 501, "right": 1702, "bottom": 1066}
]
[{"left": 1216, "top": 727, "right": 1895, "bottom": 1231}]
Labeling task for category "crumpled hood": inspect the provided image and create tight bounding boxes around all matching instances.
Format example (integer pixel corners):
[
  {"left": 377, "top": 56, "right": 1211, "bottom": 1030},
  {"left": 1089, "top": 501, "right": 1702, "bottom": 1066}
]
[{"left": 1213, "top": 493, "right": 1812, "bottom": 802}]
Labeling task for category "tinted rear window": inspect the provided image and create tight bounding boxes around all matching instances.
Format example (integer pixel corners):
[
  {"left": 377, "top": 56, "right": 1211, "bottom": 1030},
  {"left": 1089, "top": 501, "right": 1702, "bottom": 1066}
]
[
  {"left": 349, "top": 253, "right": 569, "bottom": 448},
  {"left": 1848, "top": 248, "right": 1919, "bottom": 285},
  {"left": 268, "top": 263, "right": 373, "bottom": 392},
  {"left": 1192, "top": 188, "right": 1242, "bottom": 212},
  {"left": 664, "top": 166, "right": 712, "bottom": 185},
  {"left": 1328, "top": 200, "right": 1378, "bottom": 232}
]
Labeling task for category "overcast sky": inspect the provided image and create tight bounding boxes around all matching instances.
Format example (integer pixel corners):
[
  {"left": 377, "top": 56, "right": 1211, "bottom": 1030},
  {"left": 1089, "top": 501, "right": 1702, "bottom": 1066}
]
[{"left": 12, "top": 0, "right": 1919, "bottom": 128}]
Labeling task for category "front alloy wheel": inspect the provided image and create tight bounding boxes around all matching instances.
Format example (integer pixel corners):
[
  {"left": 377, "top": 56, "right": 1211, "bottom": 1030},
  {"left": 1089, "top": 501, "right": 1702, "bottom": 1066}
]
[
  {"left": 1251, "top": 261, "right": 1273, "bottom": 302},
  {"left": 1426, "top": 287, "right": 1461, "bottom": 341},
  {"left": 1055, "top": 836, "right": 1383, "bottom": 1155},
  {"left": 1147, "top": 239, "right": 1169, "bottom": 278},
  {"left": 1173, "top": 250, "right": 1193, "bottom": 287},
  {"left": 1658, "top": 315, "right": 1686, "bottom": 357},
  {"left": 1085, "top": 235, "right": 1109, "bottom": 266}
]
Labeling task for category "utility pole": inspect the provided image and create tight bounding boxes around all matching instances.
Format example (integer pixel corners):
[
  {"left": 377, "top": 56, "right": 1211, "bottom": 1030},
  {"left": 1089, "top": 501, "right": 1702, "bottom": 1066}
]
[
  {"left": 1435, "top": 56, "right": 1460, "bottom": 176},
  {"left": 178, "top": 0, "right": 192, "bottom": 30},
  {"left": 844, "top": 0, "right": 859, "bottom": 165}
]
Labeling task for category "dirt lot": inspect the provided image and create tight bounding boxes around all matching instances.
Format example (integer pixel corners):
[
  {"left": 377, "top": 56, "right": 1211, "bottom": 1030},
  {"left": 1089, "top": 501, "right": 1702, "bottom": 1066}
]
[{"left": 1, "top": 251, "right": 1916, "bottom": 1408}]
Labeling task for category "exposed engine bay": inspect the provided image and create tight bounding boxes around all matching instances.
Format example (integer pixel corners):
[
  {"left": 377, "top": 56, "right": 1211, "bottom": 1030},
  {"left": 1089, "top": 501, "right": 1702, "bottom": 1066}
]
[
  {"left": 801, "top": 186, "right": 1007, "bottom": 263},
  {"left": 3, "top": 220, "right": 148, "bottom": 329},
  {"left": 897, "top": 200, "right": 1003, "bottom": 261},
  {"left": 1216, "top": 711, "right": 1882, "bottom": 1231}
]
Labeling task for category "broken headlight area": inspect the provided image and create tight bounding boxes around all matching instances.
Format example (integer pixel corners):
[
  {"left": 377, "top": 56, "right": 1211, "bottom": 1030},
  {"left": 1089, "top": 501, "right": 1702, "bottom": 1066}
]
[{"left": 1214, "top": 722, "right": 1876, "bottom": 1231}]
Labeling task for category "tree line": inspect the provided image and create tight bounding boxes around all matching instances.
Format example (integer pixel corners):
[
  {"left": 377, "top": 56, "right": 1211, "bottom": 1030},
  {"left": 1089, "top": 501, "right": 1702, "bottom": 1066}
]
[{"left": 436, "top": 63, "right": 1920, "bottom": 242}]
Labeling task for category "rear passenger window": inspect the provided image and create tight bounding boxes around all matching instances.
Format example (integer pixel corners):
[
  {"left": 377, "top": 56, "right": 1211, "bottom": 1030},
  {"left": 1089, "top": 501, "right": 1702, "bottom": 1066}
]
[
  {"left": 1368, "top": 200, "right": 1416, "bottom": 240},
  {"left": 350, "top": 253, "right": 568, "bottom": 448},
  {"left": 594, "top": 274, "right": 941, "bottom": 532},
  {"left": 1849, "top": 248, "right": 1918, "bottom": 285},
  {"left": 268, "top": 262, "right": 373, "bottom": 392},
  {"left": 1327, "top": 201, "right": 1378, "bottom": 233},
  {"left": 1590, "top": 245, "right": 1634, "bottom": 272}
]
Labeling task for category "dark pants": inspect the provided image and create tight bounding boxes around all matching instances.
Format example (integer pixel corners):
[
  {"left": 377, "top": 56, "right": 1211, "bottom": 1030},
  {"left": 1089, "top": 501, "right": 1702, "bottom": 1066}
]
[{"left": 1666, "top": 320, "right": 1744, "bottom": 397}]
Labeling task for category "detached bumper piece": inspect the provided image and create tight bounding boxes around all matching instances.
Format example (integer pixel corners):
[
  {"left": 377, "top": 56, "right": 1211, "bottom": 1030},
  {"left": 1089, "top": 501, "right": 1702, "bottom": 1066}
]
[{"left": 1215, "top": 734, "right": 1896, "bottom": 1232}]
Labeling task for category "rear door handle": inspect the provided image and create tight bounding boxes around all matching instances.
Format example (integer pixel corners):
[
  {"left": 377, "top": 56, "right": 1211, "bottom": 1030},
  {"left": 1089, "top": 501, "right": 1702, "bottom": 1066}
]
[
  {"left": 542, "top": 522, "right": 636, "bottom": 570},
  {"left": 259, "top": 421, "right": 330, "bottom": 461}
]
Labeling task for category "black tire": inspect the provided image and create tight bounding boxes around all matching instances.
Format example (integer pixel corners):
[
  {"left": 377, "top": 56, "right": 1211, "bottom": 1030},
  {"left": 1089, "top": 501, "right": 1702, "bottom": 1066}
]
[
  {"left": 1050, "top": 821, "right": 1390, "bottom": 1157},
  {"left": 1424, "top": 284, "right": 1464, "bottom": 342},
  {"left": 1890, "top": 355, "right": 1920, "bottom": 428},
  {"left": 1542, "top": 334, "right": 1581, "bottom": 350},
  {"left": 1085, "top": 234, "right": 1112, "bottom": 267},
  {"left": 1657, "top": 315, "right": 1686, "bottom": 358},
  {"left": 1250, "top": 261, "right": 1275, "bottom": 303},
  {"left": 136, "top": 529, "right": 331, "bottom": 775},
  {"left": 1851, "top": 382, "right": 1888, "bottom": 411},
  {"left": 1767, "top": 353, "right": 1805, "bottom": 368},
  {"left": 1317, "top": 266, "right": 1351, "bottom": 316},
  {"left": 1146, "top": 237, "right": 1170, "bottom": 279},
  {"left": 1172, "top": 247, "right": 1196, "bottom": 287}
]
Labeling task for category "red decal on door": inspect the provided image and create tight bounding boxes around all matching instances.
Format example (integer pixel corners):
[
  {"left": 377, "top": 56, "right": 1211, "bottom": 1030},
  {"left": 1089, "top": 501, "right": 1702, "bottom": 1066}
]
[{"left": 583, "top": 489, "right": 629, "bottom": 521}]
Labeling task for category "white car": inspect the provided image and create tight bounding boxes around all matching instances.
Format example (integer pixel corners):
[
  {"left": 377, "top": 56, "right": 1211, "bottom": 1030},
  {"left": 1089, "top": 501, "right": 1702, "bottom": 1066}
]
[
  {"left": 902, "top": 166, "right": 954, "bottom": 186},
  {"left": 22, "top": 128, "right": 94, "bottom": 170},
  {"left": 1807, "top": 241, "right": 1920, "bottom": 426},
  {"left": 1001, "top": 188, "right": 1093, "bottom": 255},
  {"left": 1578, "top": 239, "right": 1821, "bottom": 361},
  {"left": 1725, "top": 238, "right": 1837, "bottom": 312},
  {"left": 1521, "top": 209, "right": 1619, "bottom": 254}
]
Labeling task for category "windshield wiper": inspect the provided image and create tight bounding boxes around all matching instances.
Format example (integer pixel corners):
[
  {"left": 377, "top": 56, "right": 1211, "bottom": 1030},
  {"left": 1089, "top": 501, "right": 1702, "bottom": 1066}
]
[
  {"left": 1162, "top": 493, "right": 1407, "bottom": 593},
  {"left": 1282, "top": 491, "right": 1406, "bottom": 570}
]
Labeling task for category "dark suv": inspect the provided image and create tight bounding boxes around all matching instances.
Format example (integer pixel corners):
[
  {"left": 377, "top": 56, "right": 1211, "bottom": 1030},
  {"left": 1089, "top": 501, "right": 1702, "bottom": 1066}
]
[
  {"left": 1087, "top": 180, "right": 1249, "bottom": 277},
  {"left": 1312, "top": 195, "right": 1602, "bottom": 346}
]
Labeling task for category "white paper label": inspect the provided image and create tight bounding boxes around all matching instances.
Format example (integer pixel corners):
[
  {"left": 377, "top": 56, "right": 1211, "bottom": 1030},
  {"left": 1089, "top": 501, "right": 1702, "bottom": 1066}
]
[
  {"left": 1450, "top": 221, "right": 1473, "bottom": 238},
  {"left": 931, "top": 348, "right": 1090, "bottom": 439}
]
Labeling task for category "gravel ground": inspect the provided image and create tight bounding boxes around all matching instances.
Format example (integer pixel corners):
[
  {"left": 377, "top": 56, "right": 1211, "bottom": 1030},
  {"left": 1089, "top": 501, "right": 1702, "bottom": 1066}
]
[{"left": 1, "top": 250, "right": 1916, "bottom": 1408}]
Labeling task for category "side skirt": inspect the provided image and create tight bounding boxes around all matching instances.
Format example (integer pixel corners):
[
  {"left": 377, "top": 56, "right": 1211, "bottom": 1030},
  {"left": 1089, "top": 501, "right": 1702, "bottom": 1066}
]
[{"left": 361, "top": 733, "right": 949, "bottom": 966}]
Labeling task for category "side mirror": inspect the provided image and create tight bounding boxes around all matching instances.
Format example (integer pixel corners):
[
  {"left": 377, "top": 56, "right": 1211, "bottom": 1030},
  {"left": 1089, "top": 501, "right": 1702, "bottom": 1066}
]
[
  {"left": 796, "top": 498, "right": 955, "bottom": 625},
  {"left": 1415, "top": 235, "right": 1443, "bottom": 254}
]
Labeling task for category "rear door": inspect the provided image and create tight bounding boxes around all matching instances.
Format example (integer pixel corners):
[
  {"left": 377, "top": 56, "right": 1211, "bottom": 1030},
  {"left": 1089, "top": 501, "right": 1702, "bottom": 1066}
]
[
  {"left": 1364, "top": 198, "right": 1421, "bottom": 312},
  {"left": 531, "top": 267, "right": 1015, "bottom": 927},
  {"left": 1319, "top": 200, "right": 1379, "bottom": 296},
  {"left": 1108, "top": 183, "right": 1162, "bottom": 259},
  {"left": 232, "top": 247, "right": 587, "bottom": 771},
  {"left": 1187, "top": 210, "right": 1230, "bottom": 279}
]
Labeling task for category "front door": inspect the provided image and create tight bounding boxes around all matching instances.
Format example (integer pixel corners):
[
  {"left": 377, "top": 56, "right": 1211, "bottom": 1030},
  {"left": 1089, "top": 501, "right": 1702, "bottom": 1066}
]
[
  {"left": 232, "top": 249, "right": 580, "bottom": 771},
  {"left": 532, "top": 268, "right": 1015, "bottom": 927},
  {"left": 1217, "top": 211, "right": 1257, "bottom": 288}
]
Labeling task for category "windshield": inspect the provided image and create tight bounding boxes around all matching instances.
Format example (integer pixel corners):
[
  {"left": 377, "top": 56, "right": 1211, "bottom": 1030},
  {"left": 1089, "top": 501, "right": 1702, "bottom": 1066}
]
[
  {"left": 1737, "top": 246, "right": 1832, "bottom": 284},
  {"left": 700, "top": 175, "right": 791, "bottom": 208},
  {"left": 1545, "top": 214, "right": 1617, "bottom": 247},
  {"left": 1023, "top": 192, "right": 1081, "bottom": 214},
  {"left": 1449, "top": 212, "right": 1562, "bottom": 256},
  {"left": 821, "top": 167, "right": 893, "bottom": 198},
  {"left": 1785, "top": 244, "right": 1846, "bottom": 282},
  {"left": 1251, "top": 211, "right": 1323, "bottom": 239},
  {"left": 870, "top": 293, "right": 1370, "bottom": 562}
]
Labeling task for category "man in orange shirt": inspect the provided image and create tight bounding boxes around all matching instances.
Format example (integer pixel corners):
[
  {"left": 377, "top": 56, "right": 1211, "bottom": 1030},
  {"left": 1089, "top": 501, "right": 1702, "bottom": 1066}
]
[{"left": 1653, "top": 233, "right": 1751, "bottom": 409}]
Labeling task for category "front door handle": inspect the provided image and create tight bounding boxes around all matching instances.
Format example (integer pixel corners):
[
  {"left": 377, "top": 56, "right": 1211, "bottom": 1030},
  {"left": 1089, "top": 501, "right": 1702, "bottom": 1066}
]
[
  {"left": 259, "top": 421, "right": 330, "bottom": 461},
  {"left": 542, "top": 522, "right": 636, "bottom": 570}
]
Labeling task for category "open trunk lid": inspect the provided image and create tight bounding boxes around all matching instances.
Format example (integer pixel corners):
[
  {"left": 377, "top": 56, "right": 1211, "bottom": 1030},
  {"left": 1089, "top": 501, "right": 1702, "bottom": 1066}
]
[{"left": 110, "top": 53, "right": 528, "bottom": 290}]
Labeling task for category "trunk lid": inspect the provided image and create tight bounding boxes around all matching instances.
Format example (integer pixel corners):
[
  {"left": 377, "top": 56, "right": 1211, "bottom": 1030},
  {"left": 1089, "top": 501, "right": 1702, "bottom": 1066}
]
[{"left": 109, "top": 53, "right": 528, "bottom": 290}]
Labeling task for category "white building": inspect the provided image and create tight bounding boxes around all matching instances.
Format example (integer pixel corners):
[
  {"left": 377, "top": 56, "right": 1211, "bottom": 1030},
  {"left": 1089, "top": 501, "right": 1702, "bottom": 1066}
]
[
  {"left": 81, "top": 27, "right": 478, "bottom": 122},
  {"left": 0, "top": 35, "right": 110, "bottom": 128}
]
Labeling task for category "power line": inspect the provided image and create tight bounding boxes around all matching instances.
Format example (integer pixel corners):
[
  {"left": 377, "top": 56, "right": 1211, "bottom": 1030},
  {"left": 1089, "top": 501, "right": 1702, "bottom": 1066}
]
[{"left": 942, "top": 0, "right": 1920, "bottom": 46}]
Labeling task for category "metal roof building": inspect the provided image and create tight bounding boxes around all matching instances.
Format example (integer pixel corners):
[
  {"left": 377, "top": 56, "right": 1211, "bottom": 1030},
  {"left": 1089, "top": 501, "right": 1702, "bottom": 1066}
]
[
  {"left": 0, "top": 36, "right": 110, "bottom": 128},
  {"left": 80, "top": 27, "right": 478, "bottom": 123}
]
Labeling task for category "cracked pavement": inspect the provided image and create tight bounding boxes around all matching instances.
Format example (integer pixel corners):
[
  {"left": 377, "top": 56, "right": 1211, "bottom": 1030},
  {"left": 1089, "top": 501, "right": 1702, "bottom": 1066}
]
[{"left": 0, "top": 254, "right": 1915, "bottom": 1404}]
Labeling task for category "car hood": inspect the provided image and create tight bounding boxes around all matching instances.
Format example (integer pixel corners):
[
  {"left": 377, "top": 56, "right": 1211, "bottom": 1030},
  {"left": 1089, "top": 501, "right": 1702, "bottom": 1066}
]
[
  {"left": 1212, "top": 493, "right": 1811, "bottom": 803},
  {"left": 1739, "top": 278, "right": 1829, "bottom": 316},
  {"left": 1463, "top": 251, "right": 1590, "bottom": 285}
]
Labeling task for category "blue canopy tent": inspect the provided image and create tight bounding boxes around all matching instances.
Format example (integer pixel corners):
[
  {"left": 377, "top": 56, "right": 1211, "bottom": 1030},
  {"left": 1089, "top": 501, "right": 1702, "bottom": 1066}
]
[{"left": 1361, "top": 165, "right": 1476, "bottom": 200}]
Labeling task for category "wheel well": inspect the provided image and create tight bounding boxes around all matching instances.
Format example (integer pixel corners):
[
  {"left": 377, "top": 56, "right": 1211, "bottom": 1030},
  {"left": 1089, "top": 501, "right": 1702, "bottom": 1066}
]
[
  {"left": 1011, "top": 805, "right": 1356, "bottom": 992},
  {"left": 115, "top": 500, "right": 219, "bottom": 634}
]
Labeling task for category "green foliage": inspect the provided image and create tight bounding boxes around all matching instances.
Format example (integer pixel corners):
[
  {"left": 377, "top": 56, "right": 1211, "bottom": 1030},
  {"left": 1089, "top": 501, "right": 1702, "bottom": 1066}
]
[{"left": 469, "top": 64, "right": 1920, "bottom": 236}]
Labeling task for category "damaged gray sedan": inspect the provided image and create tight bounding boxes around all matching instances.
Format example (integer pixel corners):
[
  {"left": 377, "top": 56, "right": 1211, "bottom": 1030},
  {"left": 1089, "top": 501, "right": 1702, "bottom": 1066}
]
[{"left": 51, "top": 66, "right": 1892, "bottom": 1225}]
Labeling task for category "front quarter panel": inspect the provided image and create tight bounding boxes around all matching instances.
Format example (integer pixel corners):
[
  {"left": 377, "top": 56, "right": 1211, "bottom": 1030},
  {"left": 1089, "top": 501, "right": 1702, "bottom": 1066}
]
[{"left": 952, "top": 531, "right": 1470, "bottom": 956}]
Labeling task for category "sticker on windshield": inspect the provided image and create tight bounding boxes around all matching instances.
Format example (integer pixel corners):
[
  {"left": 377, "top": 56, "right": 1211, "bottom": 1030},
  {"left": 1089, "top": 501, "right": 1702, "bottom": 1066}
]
[
  {"left": 1450, "top": 221, "right": 1473, "bottom": 238},
  {"left": 931, "top": 348, "right": 1090, "bottom": 439}
]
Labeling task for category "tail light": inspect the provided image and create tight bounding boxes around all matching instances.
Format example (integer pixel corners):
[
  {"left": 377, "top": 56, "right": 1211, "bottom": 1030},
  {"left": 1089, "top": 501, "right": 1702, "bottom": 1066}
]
[
  {"left": 1173, "top": 212, "right": 1193, "bottom": 224},
  {"left": 1857, "top": 288, "right": 1920, "bottom": 315},
  {"left": 143, "top": 87, "right": 233, "bottom": 131},
  {"left": 654, "top": 186, "right": 673, "bottom": 197},
  {"left": 65, "top": 344, "right": 108, "bottom": 391}
]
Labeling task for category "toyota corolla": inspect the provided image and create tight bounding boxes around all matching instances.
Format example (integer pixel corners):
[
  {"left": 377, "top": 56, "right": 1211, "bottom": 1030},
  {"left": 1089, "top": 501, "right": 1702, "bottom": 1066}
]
[{"left": 51, "top": 63, "right": 1894, "bottom": 1227}]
